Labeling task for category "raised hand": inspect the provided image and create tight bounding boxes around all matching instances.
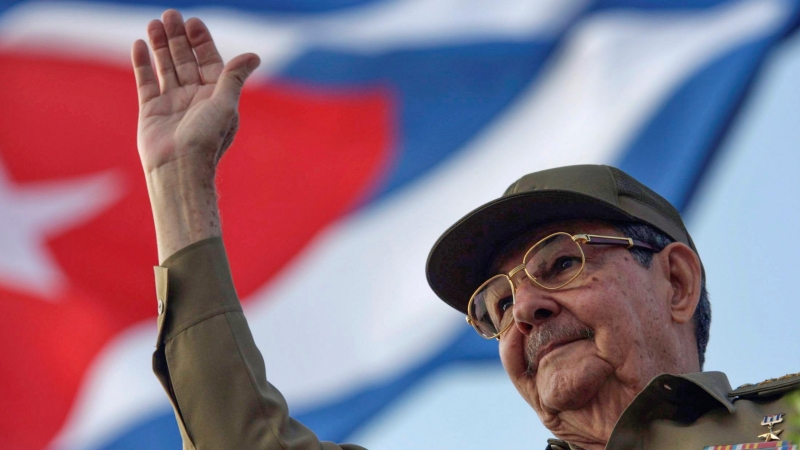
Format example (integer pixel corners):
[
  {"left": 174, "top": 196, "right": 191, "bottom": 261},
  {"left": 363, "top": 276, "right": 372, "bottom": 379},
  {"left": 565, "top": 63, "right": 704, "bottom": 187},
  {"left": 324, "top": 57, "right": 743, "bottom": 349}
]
[
  {"left": 132, "top": 10, "right": 260, "bottom": 262},
  {"left": 132, "top": 10, "right": 260, "bottom": 174}
]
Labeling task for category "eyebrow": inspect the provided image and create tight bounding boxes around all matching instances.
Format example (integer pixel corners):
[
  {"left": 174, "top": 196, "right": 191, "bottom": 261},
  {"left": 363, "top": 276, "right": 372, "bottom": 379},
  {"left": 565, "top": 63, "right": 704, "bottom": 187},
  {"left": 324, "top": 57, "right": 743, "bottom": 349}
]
[
  {"left": 537, "top": 234, "right": 560, "bottom": 249},
  {"left": 489, "top": 232, "right": 558, "bottom": 275}
]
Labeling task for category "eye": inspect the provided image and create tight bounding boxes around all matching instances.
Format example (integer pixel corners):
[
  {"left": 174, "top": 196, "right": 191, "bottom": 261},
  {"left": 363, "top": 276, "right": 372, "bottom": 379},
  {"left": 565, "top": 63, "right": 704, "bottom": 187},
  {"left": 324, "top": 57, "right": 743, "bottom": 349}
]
[
  {"left": 538, "top": 255, "right": 582, "bottom": 284},
  {"left": 497, "top": 296, "right": 514, "bottom": 313},
  {"left": 553, "top": 256, "right": 579, "bottom": 272}
]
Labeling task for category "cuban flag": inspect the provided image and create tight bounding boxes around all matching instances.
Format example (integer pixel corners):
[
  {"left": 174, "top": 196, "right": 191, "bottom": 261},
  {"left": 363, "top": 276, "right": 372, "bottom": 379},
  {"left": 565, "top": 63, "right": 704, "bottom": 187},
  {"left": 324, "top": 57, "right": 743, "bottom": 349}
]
[{"left": 2, "top": 0, "right": 800, "bottom": 449}]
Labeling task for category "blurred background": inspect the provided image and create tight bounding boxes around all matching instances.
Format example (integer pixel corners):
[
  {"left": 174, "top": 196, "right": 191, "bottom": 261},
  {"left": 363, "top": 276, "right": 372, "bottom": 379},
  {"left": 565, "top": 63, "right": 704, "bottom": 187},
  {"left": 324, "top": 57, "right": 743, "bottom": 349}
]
[{"left": 2, "top": 0, "right": 800, "bottom": 449}]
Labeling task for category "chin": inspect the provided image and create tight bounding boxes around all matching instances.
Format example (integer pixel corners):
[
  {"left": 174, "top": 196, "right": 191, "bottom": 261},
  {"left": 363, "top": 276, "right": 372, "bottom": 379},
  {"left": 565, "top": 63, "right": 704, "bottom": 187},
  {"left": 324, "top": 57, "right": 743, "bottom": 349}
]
[{"left": 535, "top": 356, "right": 613, "bottom": 412}]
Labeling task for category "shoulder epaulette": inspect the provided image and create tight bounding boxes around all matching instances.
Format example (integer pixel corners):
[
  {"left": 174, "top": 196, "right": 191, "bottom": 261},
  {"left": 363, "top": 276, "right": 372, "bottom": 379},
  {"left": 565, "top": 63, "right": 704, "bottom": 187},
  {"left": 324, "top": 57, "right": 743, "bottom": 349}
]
[{"left": 729, "top": 372, "right": 800, "bottom": 399}]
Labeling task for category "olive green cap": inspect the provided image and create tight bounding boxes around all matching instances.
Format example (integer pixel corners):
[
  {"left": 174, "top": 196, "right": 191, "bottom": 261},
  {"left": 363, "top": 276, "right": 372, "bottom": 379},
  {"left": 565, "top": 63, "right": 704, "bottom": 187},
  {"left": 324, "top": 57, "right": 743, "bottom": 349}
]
[{"left": 426, "top": 164, "right": 699, "bottom": 314}]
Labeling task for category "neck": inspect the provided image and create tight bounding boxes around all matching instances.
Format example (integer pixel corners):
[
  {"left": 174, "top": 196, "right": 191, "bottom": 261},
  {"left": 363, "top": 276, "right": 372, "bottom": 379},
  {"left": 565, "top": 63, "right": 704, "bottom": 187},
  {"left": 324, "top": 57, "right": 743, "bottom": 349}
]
[{"left": 536, "top": 377, "right": 644, "bottom": 450}]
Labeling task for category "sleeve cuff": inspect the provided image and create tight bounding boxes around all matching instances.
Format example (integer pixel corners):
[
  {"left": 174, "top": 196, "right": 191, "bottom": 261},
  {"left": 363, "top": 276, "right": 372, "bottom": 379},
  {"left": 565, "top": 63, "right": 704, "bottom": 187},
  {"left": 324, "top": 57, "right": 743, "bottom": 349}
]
[{"left": 154, "top": 237, "right": 242, "bottom": 344}]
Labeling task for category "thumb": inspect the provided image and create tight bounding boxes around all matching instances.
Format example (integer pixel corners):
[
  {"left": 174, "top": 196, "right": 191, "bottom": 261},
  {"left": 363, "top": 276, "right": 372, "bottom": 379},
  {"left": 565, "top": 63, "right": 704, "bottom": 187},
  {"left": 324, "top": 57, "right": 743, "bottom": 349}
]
[{"left": 214, "top": 53, "right": 260, "bottom": 107}]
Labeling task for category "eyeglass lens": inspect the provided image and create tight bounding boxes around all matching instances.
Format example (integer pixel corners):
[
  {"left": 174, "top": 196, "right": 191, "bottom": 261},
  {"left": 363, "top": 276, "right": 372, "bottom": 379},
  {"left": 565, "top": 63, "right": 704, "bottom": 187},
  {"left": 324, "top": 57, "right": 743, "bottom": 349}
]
[
  {"left": 470, "top": 233, "right": 584, "bottom": 337},
  {"left": 470, "top": 275, "right": 515, "bottom": 338}
]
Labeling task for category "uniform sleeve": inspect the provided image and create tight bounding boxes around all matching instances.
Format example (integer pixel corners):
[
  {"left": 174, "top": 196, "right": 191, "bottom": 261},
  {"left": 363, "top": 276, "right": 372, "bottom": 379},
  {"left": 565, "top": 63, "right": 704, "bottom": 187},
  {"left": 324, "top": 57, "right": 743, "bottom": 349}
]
[{"left": 151, "top": 237, "right": 366, "bottom": 450}]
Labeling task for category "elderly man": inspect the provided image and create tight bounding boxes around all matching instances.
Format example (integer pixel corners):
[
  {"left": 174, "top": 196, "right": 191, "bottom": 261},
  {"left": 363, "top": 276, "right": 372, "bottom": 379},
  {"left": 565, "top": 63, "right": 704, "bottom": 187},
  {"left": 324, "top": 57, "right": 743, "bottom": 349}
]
[{"left": 133, "top": 10, "right": 799, "bottom": 450}]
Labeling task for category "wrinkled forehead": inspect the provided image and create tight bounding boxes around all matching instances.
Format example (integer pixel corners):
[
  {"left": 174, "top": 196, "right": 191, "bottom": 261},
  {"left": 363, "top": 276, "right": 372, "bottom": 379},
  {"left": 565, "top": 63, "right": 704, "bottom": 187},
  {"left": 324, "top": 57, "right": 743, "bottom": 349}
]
[{"left": 489, "top": 219, "right": 622, "bottom": 274}]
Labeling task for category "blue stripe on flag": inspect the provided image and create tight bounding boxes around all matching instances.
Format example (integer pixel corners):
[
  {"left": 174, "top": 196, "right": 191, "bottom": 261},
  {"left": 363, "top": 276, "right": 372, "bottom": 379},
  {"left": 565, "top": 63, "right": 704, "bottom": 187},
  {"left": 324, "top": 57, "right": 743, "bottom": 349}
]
[
  {"left": 592, "top": 0, "right": 737, "bottom": 11},
  {"left": 616, "top": 6, "right": 800, "bottom": 207},
  {"left": 618, "top": 41, "right": 774, "bottom": 207},
  {"left": 91, "top": 412, "right": 182, "bottom": 450},
  {"left": 279, "top": 42, "right": 557, "bottom": 200}
]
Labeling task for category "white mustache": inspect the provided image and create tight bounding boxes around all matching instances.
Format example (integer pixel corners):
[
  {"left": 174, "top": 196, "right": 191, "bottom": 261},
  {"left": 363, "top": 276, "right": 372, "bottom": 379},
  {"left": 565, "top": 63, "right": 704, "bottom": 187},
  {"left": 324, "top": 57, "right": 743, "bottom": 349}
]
[{"left": 525, "top": 324, "right": 594, "bottom": 377}]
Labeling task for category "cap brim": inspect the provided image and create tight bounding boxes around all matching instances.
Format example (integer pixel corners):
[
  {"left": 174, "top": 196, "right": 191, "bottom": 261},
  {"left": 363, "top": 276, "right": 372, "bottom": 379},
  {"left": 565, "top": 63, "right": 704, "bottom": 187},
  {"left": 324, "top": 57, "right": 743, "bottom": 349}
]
[{"left": 426, "top": 190, "right": 637, "bottom": 314}]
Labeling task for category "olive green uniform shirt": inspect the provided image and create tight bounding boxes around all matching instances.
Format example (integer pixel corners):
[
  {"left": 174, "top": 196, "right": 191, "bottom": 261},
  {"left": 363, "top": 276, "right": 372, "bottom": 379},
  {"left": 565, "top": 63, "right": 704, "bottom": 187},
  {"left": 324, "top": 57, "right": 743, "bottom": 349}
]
[{"left": 153, "top": 237, "right": 799, "bottom": 450}]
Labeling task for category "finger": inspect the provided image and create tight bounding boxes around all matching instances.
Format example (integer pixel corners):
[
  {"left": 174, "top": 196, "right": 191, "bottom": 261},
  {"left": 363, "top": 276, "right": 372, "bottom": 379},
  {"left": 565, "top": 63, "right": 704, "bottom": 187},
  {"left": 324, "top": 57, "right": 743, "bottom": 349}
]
[
  {"left": 147, "top": 19, "right": 179, "bottom": 92},
  {"left": 162, "top": 9, "right": 201, "bottom": 86},
  {"left": 185, "top": 17, "right": 224, "bottom": 84},
  {"left": 213, "top": 53, "right": 260, "bottom": 109},
  {"left": 131, "top": 40, "right": 160, "bottom": 104}
]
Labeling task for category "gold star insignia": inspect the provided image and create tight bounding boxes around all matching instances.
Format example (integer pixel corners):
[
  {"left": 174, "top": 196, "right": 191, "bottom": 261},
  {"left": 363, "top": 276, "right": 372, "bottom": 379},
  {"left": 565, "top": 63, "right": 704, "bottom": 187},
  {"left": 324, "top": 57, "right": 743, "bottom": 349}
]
[
  {"left": 759, "top": 413, "right": 785, "bottom": 442},
  {"left": 758, "top": 428, "right": 782, "bottom": 442}
]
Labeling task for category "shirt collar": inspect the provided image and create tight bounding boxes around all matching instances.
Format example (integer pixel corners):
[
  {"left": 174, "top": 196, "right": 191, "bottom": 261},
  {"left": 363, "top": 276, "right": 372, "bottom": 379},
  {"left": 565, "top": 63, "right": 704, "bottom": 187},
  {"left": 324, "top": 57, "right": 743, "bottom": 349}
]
[{"left": 546, "top": 371, "right": 735, "bottom": 450}]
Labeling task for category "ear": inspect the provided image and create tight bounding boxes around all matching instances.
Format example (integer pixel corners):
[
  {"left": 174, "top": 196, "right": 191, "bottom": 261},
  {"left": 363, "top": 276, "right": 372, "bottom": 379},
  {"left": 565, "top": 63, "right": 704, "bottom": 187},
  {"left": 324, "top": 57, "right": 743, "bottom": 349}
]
[{"left": 659, "top": 242, "right": 702, "bottom": 324}]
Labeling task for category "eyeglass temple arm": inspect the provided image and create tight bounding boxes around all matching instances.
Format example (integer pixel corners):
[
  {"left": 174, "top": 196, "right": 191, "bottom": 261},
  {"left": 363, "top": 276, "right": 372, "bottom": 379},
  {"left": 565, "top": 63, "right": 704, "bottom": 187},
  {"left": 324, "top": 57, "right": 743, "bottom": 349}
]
[{"left": 580, "top": 234, "right": 659, "bottom": 252}]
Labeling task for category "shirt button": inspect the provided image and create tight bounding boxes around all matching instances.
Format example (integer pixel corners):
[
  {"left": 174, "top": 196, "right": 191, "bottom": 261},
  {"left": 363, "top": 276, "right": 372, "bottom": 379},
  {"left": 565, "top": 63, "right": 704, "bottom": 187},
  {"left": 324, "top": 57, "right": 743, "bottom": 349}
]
[{"left": 157, "top": 298, "right": 164, "bottom": 315}]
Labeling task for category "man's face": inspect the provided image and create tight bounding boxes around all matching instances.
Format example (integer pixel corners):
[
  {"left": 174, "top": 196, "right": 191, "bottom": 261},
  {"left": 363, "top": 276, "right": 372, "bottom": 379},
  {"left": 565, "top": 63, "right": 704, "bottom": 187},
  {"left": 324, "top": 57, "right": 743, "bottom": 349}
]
[{"left": 493, "top": 220, "right": 680, "bottom": 429}]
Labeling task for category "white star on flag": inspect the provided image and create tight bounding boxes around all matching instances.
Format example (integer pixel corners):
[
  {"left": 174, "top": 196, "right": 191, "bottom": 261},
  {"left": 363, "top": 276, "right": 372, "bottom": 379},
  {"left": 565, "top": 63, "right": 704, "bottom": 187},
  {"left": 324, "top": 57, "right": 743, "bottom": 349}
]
[{"left": 0, "top": 156, "right": 123, "bottom": 299}]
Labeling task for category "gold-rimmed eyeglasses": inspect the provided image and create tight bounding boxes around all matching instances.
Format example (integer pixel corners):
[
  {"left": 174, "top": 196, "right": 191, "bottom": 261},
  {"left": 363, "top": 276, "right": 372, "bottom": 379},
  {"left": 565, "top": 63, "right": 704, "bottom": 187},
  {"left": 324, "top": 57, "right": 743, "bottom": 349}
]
[{"left": 466, "top": 232, "right": 658, "bottom": 340}]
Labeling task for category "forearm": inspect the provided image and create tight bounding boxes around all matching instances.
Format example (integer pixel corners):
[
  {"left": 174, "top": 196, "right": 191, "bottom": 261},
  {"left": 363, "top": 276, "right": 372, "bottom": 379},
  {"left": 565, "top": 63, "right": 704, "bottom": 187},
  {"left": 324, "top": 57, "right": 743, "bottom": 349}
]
[
  {"left": 153, "top": 239, "right": 366, "bottom": 450},
  {"left": 145, "top": 154, "right": 221, "bottom": 264}
]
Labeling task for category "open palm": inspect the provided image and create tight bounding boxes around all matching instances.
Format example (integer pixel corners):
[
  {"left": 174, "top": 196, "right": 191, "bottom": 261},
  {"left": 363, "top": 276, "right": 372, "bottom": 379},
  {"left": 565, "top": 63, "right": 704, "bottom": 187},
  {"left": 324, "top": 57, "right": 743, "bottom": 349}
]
[{"left": 132, "top": 10, "right": 259, "bottom": 174}]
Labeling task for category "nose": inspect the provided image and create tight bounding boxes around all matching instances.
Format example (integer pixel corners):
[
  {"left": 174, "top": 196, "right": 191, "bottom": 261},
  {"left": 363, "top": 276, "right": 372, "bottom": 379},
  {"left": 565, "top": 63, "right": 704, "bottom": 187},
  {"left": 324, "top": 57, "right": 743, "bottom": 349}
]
[{"left": 512, "top": 276, "right": 562, "bottom": 336}]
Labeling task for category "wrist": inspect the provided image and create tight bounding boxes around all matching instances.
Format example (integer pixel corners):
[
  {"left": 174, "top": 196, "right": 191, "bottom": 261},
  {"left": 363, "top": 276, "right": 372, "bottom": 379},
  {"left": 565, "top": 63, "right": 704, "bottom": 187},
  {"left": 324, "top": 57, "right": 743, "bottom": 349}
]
[{"left": 145, "top": 154, "right": 222, "bottom": 263}]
